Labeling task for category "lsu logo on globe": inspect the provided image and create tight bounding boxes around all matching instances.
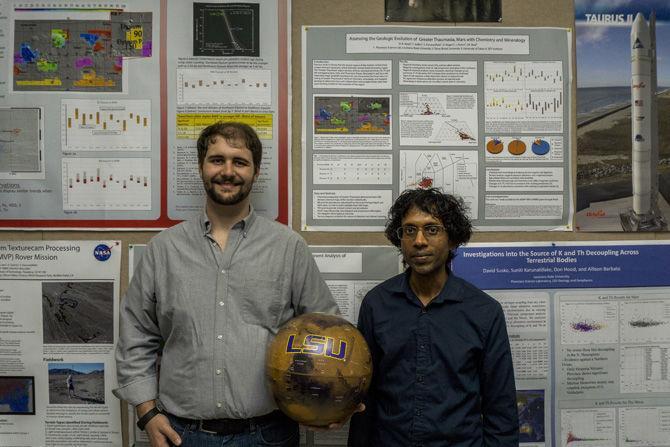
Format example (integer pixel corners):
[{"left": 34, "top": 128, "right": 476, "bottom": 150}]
[
  {"left": 285, "top": 334, "right": 347, "bottom": 360},
  {"left": 266, "top": 313, "right": 372, "bottom": 427}
]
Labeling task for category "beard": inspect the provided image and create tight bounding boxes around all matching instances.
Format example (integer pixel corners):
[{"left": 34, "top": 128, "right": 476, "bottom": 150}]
[{"left": 204, "top": 174, "right": 254, "bottom": 206}]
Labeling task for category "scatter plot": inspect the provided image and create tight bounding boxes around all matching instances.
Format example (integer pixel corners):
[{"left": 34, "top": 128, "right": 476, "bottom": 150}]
[{"left": 560, "top": 301, "right": 618, "bottom": 344}]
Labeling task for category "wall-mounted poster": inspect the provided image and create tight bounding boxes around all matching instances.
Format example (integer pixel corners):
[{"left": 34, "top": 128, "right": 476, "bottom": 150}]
[
  {"left": 575, "top": 0, "right": 670, "bottom": 231},
  {"left": 302, "top": 25, "right": 573, "bottom": 232},
  {"left": 0, "top": 240, "right": 122, "bottom": 447},
  {"left": 0, "top": 0, "right": 290, "bottom": 230},
  {"left": 166, "top": 0, "right": 290, "bottom": 224},
  {"left": 452, "top": 241, "right": 670, "bottom": 447}
]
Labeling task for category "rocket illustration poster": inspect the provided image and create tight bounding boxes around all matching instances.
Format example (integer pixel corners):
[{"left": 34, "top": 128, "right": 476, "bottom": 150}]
[{"left": 575, "top": 0, "right": 670, "bottom": 231}]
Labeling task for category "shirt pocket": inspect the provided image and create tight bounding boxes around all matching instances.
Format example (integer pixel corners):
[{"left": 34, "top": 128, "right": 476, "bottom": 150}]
[{"left": 239, "top": 277, "right": 284, "bottom": 328}]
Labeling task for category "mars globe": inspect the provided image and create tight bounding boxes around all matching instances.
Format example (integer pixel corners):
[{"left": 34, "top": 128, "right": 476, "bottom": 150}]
[{"left": 266, "top": 312, "right": 372, "bottom": 427}]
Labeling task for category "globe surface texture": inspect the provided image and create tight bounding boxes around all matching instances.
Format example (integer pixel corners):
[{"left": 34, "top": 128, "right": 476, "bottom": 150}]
[{"left": 266, "top": 312, "right": 372, "bottom": 427}]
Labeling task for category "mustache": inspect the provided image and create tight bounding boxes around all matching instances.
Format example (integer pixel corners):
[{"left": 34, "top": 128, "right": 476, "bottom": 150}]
[{"left": 211, "top": 174, "right": 243, "bottom": 185}]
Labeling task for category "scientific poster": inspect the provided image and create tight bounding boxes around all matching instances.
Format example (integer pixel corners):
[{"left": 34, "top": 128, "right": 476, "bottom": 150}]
[
  {"left": 451, "top": 241, "right": 670, "bottom": 447},
  {"left": 0, "top": 240, "right": 122, "bottom": 447},
  {"left": 302, "top": 25, "right": 573, "bottom": 231},
  {"left": 0, "top": 0, "right": 289, "bottom": 229},
  {"left": 575, "top": 0, "right": 670, "bottom": 231},
  {"left": 166, "top": 0, "right": 290, "bottom": 223},
  {"left": 0, "top": 0, "right": 164, "bottom": 229}
]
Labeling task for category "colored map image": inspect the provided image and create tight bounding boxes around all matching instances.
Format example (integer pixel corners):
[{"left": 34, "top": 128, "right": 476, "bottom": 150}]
[
  {"left": 14, "top": 20, "right": 122, "bottom": 92},
  {"left": 314, "top": 96, "right": 391, "bottom": 135},
  {"left": 0, "top": 377, "right": 35, "bottom": 414},
  {"left": 517, "top": 389, "right": 545, "bottom": 442}
]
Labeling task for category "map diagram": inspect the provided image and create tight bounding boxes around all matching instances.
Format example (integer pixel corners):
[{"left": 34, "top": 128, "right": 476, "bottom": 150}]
[
  {"left": 399, "top": 150, "right": 478, "bottom": 218},
  {"left": 13, "top": 20, "right": 122, "bottom": 92},
  {"left": 313, "top": 96, "right": 390, "bottom": 135},
  {"left": 517, "top": 389, "right": 545, "bottom": 443}
]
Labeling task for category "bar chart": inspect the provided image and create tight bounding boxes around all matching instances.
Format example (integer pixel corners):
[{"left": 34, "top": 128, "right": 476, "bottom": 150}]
[
  {"left": 61, "top": 158, "right": 151, "bottom": 210},
  {"left": 61, "top": 99, "right": 151, "bottom": 151}
]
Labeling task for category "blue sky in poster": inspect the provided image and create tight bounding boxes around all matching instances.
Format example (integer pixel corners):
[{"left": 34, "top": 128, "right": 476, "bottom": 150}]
[
  {"left": 48, "top": 363, "right": 104, "bottom": 374},
  {"left": 575, "top": 0, "right": 670, "bottom": 87}
]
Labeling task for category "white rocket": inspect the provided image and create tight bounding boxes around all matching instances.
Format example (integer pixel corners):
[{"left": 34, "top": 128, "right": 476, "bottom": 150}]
[{"left": 630, "top": 12, "right": 657, "bottom": 215}]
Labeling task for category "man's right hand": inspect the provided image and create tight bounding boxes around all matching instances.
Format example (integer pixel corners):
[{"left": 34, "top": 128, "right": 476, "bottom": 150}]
[
  {"left": 145, "top": 413, "right": 182, "bottom": 447},
  {"left": 137, "top": 401, "right": 182, "bottom": 447}
]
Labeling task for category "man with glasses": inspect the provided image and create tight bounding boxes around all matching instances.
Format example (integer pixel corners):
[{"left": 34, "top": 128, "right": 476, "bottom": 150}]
[{"left": 348, "top": 188, "right": 518, "bottom": 446}]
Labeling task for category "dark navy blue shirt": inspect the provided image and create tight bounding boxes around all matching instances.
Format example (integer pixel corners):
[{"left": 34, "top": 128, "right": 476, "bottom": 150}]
[{"left": 348, "top": 271, "right": 518, "bottom": 447}]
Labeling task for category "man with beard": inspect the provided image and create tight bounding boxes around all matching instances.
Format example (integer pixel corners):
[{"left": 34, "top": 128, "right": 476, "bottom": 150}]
[
  {"left": 114, "top": 122, "right": 338, "bottom": 447},
  {"left": 348, "top": 188, "right": 518, "bottom": 446}
]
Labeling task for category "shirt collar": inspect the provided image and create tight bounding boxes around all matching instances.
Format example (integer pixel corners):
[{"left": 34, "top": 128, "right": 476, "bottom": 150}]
[
  {"left": 389, "top": 269, "right": 465, "bottom": 305},
  {"left": 200, "top": 205, "right": 257, "bottom": 236}
]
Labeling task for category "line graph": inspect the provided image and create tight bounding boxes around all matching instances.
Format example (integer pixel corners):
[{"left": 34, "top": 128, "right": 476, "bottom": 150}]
[{"left": 619, "top": 406, "right": 670, "bottom": 446}]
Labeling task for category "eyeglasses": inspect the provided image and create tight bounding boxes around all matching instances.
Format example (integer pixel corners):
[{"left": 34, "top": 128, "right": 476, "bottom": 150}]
[{"left": 396, "top": 225, "right": 446, "bottom": 240}]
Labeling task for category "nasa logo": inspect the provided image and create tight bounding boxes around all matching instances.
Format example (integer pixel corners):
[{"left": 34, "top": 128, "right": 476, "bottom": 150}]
[
  {"left": 632, "top": 81, "right": 646, "bottom": 89},
  {"left": 285, "top": 334, "right": 347, "bottom": 361},
  {"left": 93, "top": 244, "right": 112, "bottom": 261},
  {"left": 634, "top": 134, "right": 645, "bottom": 142}
]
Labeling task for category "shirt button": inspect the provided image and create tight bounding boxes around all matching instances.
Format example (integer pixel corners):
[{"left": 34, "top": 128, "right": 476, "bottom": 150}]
[
  {"left": 415, "top": 408, "right": 422, "bottom": 416},
  {"left": 417, "top": 375, "right": 423, "bottom": 383},
  {"left": 216, "top": 369, "right": 221, "bottom": 375},
  {"left": 419, "top": 344, "right": 425, "bottom": 350},
  {"left": 221, "top": 269, "right": 226, "bottom": 274},
  {"left": 217, "top": 335, "right": 223, "bottom": 340},
  {"left": 219, "top": 301, "right": 224, "bottom": 306},
  {"left": 216, "top": 402, "right": 222, "bottom": 408}
]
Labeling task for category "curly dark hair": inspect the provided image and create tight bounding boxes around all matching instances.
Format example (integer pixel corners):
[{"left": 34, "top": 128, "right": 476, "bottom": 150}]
[
  {"left": 196, "top": 122, "right": 262, "bottom": 171},
  {"left": 385, "top": 188, "right": 472, "bottom": 263}
]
